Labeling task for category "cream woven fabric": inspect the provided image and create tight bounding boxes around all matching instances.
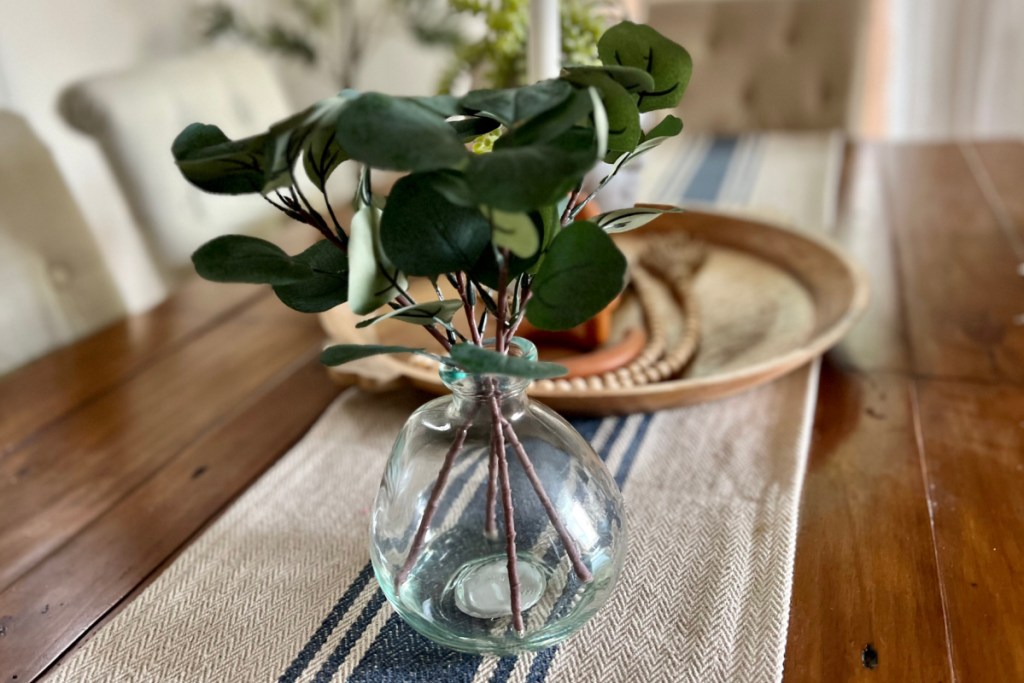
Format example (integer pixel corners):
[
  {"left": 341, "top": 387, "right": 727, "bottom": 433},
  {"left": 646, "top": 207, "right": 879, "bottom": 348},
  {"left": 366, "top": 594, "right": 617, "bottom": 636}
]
[{"left": 49, "top": 132, "right": 842, "bottom": 683}]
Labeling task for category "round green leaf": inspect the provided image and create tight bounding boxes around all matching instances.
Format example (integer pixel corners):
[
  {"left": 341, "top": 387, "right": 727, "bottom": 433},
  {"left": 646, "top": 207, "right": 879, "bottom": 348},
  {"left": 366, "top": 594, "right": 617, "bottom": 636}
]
[
  {"left": 563, "top": 70, "right": 641, "bottom": 159},
  {"left": 448, "top": 343, "right": 567, "bottom": 379},
  {"left": 356, "top": 299, "right": 463, "bottom": 328},
  {"left": 497, "top": 87, "right": 595, "bottom": 148},
  {"left": 272, "top": 240, "right": 348, "bottom": 312},
  {"left": 484, "top": 206, "right": 540, "bottom": 258},
  {"left": 598, "top": 21, "right": 693, "bottom": 113},
  {"left": 336, "top": 93, "right": 468, "bottom": 171},
  {"left": 191, "top": 235, "right": 311, "bottom": 284},
  {"left": 526, "top": 221, "right": 628, "bottom": 330},
  {"left": 380, "top": 173, "right": 491, "bottom": 276},
  {"left": 348, "top": 204, "right": 405, "bottom": 315},
  {"left": 459, "top": 79, "right": 574, "bottom": 126},
  {"left": 172, "top": 124, "right": 270, "bottom": 195},
  {"left": 320, "top": 344, "right": 427, "bottom": 367},
  {"left": 467, "top": 127, "right": 597, "bottom": 211},
  {"left": 563, "top": 65, "right": 656, "bottom": 93}
]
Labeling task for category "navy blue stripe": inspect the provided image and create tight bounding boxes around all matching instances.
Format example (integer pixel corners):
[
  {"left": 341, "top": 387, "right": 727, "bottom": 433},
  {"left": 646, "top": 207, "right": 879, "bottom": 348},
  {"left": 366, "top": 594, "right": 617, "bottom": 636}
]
[
  {"left": 568, "top": 416, "right": 603, "bottom": 444},
  {"left": 488, "top": 656, "right": 518, "bottom": 683},
  {"left": 614, "top": 414, "right": 655, "bottom": 488},
  {"left": 683, "top": 137, "right": 738, "bottom": 203},
  {"left": 525, "top": 646, "right": 558, "bottom": 683},
  {"left": 313, "top": 591, "right": 388, "bottom": 682},
  {"left": 601, "top": 419, "right": 628, "bottom": 466},
  {"left": 347, "top": 613, "right": 480, "bottom": 682},
  {"left": 278, "top": 563, "right": 375, "bottom": 683}
]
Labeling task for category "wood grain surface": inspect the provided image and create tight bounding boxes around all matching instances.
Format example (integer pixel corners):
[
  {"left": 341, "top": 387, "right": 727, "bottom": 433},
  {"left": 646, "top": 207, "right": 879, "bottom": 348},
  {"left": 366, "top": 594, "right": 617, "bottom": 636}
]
[
  {"left": 1, "top": 142, "right": 1022, "bottom": 682},
  {"left": 784, "top": 140, "right": 1024, "bottom": 682}
]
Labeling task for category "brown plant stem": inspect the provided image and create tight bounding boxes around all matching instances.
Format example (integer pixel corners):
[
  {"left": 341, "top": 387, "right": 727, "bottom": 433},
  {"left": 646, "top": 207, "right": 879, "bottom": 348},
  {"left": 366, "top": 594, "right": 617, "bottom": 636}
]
[
  {"left": 394, "top": 409, "right": 476, "bottom": 591},
  {"left": 561, "top": 181, "right": 584, "bottom": 226},
  {"left": 454, "top": 273, "right": 483, "bottom": 347},
  {"left": 495, "top": 249, "right": 510, "bottom": 353},
  {"left": 491, "top": 395, "right": 524, "bottom": 634},
  {"left": 396, "top": 293, "right": 452, "bottom": 352},
  {"left": 484, "top": 387, "right": 501, "bottom": 537},
  {"left": 505, "top": 285, "right": 533, "bottom": 348},
  {"left": 500, "top": 416, "right": 594, "bottom": 583}
]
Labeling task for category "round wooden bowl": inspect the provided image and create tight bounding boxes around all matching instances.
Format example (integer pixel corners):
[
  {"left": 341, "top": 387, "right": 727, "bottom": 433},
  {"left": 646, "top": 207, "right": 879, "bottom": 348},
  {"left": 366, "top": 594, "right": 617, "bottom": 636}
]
[{"left": 319, "top": 209, "right": 869, "bottom": 415}]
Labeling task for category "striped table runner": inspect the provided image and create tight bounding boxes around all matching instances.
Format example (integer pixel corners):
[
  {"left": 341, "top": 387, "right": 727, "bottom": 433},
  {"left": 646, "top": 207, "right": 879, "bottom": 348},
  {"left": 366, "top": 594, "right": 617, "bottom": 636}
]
[{"left": 49, "top": 131, "right": 845, "bottom": 683}]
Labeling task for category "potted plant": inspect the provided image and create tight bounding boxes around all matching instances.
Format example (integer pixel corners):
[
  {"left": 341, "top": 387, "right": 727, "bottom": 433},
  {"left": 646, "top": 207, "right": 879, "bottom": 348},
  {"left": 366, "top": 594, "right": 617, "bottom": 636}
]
[{"left": 173, "top": 20, "right": 691, "bottom": 654}]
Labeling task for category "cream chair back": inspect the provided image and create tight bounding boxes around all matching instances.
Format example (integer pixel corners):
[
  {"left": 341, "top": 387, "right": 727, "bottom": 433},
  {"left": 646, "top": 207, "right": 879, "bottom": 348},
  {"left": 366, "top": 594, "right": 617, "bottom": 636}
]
[
  {"left": 0, "top": 110, "right": 124, "bottom": 375},
  {"left": 649, "top": 0, "right": 868, "bottom": 132},
  {"left": 59, "top": 48, "right": 292, "bottom": 277}
]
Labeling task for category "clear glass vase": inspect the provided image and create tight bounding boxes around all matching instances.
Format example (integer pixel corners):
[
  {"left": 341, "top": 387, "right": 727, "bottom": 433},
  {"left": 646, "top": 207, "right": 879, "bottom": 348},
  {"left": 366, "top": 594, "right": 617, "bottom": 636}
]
[{"left": 369, "top": 338, "right": 628, "bottom": 655}]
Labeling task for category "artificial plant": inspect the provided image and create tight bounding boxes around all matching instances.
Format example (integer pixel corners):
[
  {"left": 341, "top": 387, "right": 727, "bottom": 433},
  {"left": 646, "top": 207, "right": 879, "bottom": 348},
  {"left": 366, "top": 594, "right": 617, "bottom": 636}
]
[{"left": 174, "top": 20, "right": 691, "bottom": 633}]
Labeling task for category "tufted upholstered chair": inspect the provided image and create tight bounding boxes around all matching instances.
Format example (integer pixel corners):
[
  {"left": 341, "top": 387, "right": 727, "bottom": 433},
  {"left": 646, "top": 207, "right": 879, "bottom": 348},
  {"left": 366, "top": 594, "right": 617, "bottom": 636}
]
[
  {"left": 648, "top": 0, "right": 868, "bottom": 133},
  {"left": 59, "top": 48, "right": 294, "bottom": 281},
  {"left": 0, "top": 110, "right": 125, "bottom": 375}
]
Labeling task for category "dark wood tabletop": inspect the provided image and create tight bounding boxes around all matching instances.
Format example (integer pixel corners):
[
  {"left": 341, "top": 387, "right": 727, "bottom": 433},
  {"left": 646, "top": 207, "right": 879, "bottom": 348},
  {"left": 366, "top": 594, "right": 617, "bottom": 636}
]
[{"left": 1, "top": 140, "right": 1021, "bottom": 683}]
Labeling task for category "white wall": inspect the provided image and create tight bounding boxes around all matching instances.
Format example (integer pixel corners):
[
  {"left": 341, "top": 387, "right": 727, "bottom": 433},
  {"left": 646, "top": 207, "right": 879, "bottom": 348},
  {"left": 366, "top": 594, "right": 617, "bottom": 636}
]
[{"left": 886, "top": 0, "right": 1023, "bottom": 139}]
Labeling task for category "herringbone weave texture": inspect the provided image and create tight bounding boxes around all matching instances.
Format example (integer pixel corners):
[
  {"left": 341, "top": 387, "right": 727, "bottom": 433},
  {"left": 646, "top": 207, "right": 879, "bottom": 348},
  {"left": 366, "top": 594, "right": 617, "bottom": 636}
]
[{"left": 48, "top": 132, "right": 842, "bottom": 683}]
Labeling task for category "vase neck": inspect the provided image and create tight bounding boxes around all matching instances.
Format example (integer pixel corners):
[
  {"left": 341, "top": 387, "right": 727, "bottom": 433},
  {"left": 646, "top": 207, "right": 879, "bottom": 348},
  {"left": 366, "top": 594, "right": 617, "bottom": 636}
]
[
  {"left": 445, "top": 375, "right": 531, "bottom": 412},
  {"left": 440, "top": 337, "right": 536, "bottom": 412}
]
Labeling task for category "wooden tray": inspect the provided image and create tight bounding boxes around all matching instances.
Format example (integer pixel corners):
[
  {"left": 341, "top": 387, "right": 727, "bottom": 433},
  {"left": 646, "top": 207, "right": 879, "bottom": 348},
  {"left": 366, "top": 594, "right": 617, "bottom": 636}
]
[{"left": 320, "top": 209, "right": 868, "bottom": 415}]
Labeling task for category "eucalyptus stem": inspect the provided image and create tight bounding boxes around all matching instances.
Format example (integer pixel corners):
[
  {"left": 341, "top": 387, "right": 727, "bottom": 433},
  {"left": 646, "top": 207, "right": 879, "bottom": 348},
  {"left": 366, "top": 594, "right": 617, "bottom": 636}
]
[
  {"left": 395, "top": 293, "right": 452, "bottom": 352},
  {"left": 395, "top": 406, "right": 478, "bottom": 592},
  {"left": 501, "top": 416, "right": 593, "bottom": 584},
  {"left": 484, "top": 395, "right": 501, "bottom": 537},
  {"left": 491, "top": 393, "right": 524, "bottom": 634},
  {"left": 455, "top": 272, "right": 483, "bottom": 347},
  {"left": 495, "top": 248, "right": 511, "bottom": 354},
  {"left": 561, "top": 180, "right": 584, "bottom": 226},
  {"left": 322, "top": 191, "right": 349, "bottom": 247}
]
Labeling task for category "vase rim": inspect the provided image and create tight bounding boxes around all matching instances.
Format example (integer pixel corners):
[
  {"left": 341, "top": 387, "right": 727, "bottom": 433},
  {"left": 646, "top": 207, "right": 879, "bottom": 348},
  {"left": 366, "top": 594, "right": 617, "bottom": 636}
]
[{"left": 439, "top": 337, "right": 537, "bottom": 395}]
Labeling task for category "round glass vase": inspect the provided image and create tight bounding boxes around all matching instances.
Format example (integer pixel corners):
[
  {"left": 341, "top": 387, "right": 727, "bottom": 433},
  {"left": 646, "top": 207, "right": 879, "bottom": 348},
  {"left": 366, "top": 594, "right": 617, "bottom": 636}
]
[{"left": 369, "top": 338, "right": 628, "bottom": 655}]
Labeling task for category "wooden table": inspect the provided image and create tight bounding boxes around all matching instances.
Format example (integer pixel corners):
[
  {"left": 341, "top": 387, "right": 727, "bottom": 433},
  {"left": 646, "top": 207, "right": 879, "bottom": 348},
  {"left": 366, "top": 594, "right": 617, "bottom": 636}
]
[{"left": 1, "top": 141, "right": 1022, "bottom": 682}]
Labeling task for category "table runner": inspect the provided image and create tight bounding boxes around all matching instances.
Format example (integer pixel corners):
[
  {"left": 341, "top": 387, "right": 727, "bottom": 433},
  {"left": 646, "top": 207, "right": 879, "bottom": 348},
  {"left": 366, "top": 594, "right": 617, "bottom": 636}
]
[{"left": 49, "top": 131, "right": 844, "bottom": 683}]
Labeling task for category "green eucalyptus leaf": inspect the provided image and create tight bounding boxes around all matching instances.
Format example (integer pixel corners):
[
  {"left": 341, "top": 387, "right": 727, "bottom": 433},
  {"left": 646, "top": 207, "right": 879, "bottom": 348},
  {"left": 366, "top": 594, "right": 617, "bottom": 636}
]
[
  {"left": 272, "top": 240, "right": 348, "bottom": 312},
  {"left": 460, "top": 79, "right": 573, "bottom": 126},
  {"left": 347, "top": 204, "right": 406, "bottom": 315},
  {"left": 595, "top": 206, "right": 683, "bottom": 234},
  {"left": 467, "top": 127, "right": 597, "bottom": 211},
  {"left": 563, "top": 70, "right": 641, "bottom": 160},
  {"left": 633, "top": 114, "right": 684, "bottom": 155},
  {"left": 302, "top": 126, "right": 348, "bottom": 191},
  {"left": 191, "top": 235, "right": 311, "bottom": 284},
  {"left": 380, "top": 173, "right": 491, "bottom": 276},
  {"left": 320, "top": 343, "right": 427, "bottom": 367},
  {"left": 525, "top": 202, "right": 562, "bottom": 276},
  {"left": 336, "top": 92, "right": 468, "bottom": 171},
  {"left": 526, "top": 221, "right": 628, "bottom": 330},
  {"left": 425, "top": 169, "right": 476, "bottom": 207},
  {"left": 497, "top": 87, "right": 594, "bottom": 148},
  {"left": 587, "top": 86, "right": 609, "bottom": 161},
  {"left": 356, "top": 299, "right": 463, "bottom": 328},
  {"left": 562, "top": 65, "right": 655, "bottom": 93},
  {"left": 483, "top": 206, "right": 540, "bottom": 258},
  {"left": 598, "top": 21, "right": 693, "bottom": 113},
  {"left": 448, "top": 343, "right": 567, "bottom": 379},
  {"left": 470, "top": 245, "right": 539, "bottom": 290},
  {"left": 409, "top": 94, "right": 462, "bottom": 117},
  {"left": 261, "top": 92, "right": 358, "bottom": 192},
  {"left": 449, "top": 116, "right": 501, "bottom": 142},
  {"left": 172, "top": 124, "right": 274, "bottom": 195}
]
